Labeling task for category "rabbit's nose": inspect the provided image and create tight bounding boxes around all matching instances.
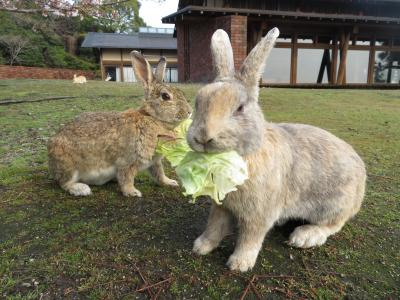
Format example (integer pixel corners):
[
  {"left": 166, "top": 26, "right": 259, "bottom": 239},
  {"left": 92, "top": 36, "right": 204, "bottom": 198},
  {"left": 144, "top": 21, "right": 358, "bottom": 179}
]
[
  {"left": 194, "top": 136, "right": 214, "bottom": 146},
  {"left": 194, "top": 137, "right": 202, "bottom": 145}
]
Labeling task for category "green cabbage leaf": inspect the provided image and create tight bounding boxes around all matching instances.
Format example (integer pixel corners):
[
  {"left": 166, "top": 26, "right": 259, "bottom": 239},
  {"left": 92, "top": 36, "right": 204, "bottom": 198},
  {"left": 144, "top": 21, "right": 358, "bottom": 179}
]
[
  {"left": 156, "top": 119, "right": 192, "bottom": 167},
  {"left": 156, "top": 119, "right": 248, "bottom": 204}
]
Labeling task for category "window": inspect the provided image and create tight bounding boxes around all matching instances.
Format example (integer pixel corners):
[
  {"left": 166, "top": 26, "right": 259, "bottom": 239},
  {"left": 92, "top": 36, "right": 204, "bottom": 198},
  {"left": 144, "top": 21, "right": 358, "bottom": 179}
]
[
  {"left": 355, "top": 40, "right": 370, "bottom": 46},
  {"left": 297, "top": 49, "right": 329, "bottom": 83},
  {"left": 165, "top": 67, "right": 178, "bottom": 83},
  {"left": 298, "top": 38, "right": 313, "bottom": 44},
  {"left": 277, "top": 37, "right": 291, "bottom": 43},
  {"left": 346, "top": 50, "right": 369, "bottom": 83},
  {"left": 118, "top": 66, "right": 178, "bottom": 83},
  {"left": 375, "top": 40, "right": 389, "bottom": 46},
  {"left": 123, "top": 67, "right": 136, "bottom": 82},
  {"left": 170, "top": 68, "right": 178, "bottom": 82},
  {"left": 262, "top": 48, "right": 291, "bottom": 83},
  {"left": 115, "top": 67, "right": 121, "bottom": 82},
  {"left": 374, "top": 51, "right": 400, "bottom": 84}
]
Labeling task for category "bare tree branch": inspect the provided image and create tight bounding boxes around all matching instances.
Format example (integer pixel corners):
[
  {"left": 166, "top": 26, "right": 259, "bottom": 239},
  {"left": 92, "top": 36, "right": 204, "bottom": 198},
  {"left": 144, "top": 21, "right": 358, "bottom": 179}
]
[
  {"left": 0, "top": 0, "right": 133, "bottom": 16},
  {"left": 0, "top": 7, "right": 53, "bottom": 14},
  {"left": 0, "top": 35, "right": 28, "bottom": 65}
]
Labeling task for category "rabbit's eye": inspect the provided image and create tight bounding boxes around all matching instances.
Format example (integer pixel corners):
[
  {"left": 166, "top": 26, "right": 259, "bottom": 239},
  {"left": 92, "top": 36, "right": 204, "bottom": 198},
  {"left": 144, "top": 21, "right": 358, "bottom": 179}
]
[
  {"left": 161, "top": 92, "right": 171, "bottom": 101},
  {"left": 236, "top": 105, "right": 244, "bottom": 113}
]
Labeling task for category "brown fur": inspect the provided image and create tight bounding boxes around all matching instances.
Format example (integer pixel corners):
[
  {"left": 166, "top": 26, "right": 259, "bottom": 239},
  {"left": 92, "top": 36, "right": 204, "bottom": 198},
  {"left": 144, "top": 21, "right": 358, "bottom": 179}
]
[{"left": 48, "top": 53, "right": 192, "bottom": 197}]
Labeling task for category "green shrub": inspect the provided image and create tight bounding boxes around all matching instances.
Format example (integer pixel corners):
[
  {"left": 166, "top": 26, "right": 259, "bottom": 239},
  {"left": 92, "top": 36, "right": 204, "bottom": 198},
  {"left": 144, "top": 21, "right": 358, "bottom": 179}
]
[
  {"left": 77, "top": 34, "right": 98, "bottom": 63},
  {"left": 93, "top": 68, "right": 102, "bottom": 79},
  {"left": 77, "top": 47, "right": 97, "bottom": 63},
  {"left": 47, "top": 46, "right": 68, "bottom": 68},
  {"left": 46, "top": 46, "right": 97, "bottom": 70},
  {"left": 38, "top": 26, "right": 63, "bottom": 46},
  {"left": 0, "top": 11, "right": 98, "bottom": 70},
  {"left": 64, "top": 53, "right": 98, "bottom": 70},
  {"left": 19, "top": 46, "right": 46, "bottom": 67}
]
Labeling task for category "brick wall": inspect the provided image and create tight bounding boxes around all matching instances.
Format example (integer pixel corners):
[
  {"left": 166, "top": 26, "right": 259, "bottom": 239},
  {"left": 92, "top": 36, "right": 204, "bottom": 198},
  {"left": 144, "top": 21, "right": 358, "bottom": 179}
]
[
  {"left": 188, "top": 20, "right": 215, "bottom": 82},
  {"left": 230, "top": 16, "right": 248, "bottom": 71},
  {"left": 176, "top": 15, "right": 248, "bottom": 82},
  {"left": 0, "top": 65, "right": 95, "bottom": 80},
  {"left": 176, "top": 22, "right": 189, "bottom": 82},
  {"left": 176, "top": 20, "right": 216, "bottom": 82}
]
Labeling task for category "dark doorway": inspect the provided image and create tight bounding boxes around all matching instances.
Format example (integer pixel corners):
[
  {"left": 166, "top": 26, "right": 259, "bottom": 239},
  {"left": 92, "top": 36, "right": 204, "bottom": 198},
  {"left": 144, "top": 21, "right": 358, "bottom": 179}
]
[{"left": 105, "top": 66, "right": 117, "bottom": 81}]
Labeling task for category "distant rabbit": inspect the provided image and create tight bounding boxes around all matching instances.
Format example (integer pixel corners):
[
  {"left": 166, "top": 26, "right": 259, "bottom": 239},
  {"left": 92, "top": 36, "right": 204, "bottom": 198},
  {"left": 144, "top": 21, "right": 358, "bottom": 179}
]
[
  {"left": 188, "top": 28, "right": 366, "bottom": 272},
  {"left": 105, "top": 73, "right": 112, "bottom": 81},
  {"left": 48, "top": 52, "right": 192, "bottom": 197},
  {"left": 73, "top": 74, "right": 87, "bottom": 84}
]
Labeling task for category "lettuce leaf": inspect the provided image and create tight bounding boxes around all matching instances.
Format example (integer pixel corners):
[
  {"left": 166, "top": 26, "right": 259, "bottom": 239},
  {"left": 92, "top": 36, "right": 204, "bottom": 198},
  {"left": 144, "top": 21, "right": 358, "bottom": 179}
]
[
  {"left": 156, "top": 119, "right": 192, "bottom": 167},
  {"left": 156, "top": 119, "right": 248, "bottom": 204}
]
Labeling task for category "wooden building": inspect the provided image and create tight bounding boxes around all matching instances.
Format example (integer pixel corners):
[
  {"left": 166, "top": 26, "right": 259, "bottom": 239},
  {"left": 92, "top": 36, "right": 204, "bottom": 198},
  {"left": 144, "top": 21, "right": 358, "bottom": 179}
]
[
  {"left": 162, "top": 0, "right": 400, "bottom": 87},
  {"left": 81, "top": 27, "right": 178, "bottom": 82}
]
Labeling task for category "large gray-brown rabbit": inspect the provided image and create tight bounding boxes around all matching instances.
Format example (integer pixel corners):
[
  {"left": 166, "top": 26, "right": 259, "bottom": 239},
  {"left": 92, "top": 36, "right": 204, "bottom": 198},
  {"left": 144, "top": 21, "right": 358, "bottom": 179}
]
[
  {"left": 187, "top": 28, "right": 366, "bottom": 272},
  {"left": 48, "top": 51, "right": 192, "bottom": 197}
]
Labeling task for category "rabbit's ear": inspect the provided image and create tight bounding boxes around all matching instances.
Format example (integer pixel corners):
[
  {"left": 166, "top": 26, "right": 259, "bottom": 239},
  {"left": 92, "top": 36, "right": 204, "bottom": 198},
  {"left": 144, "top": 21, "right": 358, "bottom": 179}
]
[
  {"left": 238, "top": 27, "right": 279, "bottom": 95},
  {"left": 154, "top": 56, "right": 166, "bottom": 82},
  {"left": 130, "top": 51, "right": 154, "bottom": 94},
  {"left": 211, "top": 29, "right": 235, "bottom": 80}
]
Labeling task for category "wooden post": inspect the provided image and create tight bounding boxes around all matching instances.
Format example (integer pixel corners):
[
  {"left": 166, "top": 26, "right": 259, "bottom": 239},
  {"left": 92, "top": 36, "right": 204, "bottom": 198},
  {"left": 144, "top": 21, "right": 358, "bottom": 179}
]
[
  {"left": 253, "top": 21, "right": 267, "bottom": 85},
  {"left": 337, "top": 32, "right": 350, "bottom": 85},
  {"left": 183, "top": 24, "right": 190, "bottom": 81},
  {"left": 290, "top": 34, "right": 298, "bottom": 84},
  {"left": 120, "top": 49, "right": 124, "bottom": 82},
  {"left": 249, "top": 22, "right": 261, "bottom": 52},
  {"left": 100, "top": 48, "right": 105, "bottom": 80},
  {"left": 331, "top": 38, "right": 338, "bottom": 84},
  {"left": 260, "top": 20, "right": 267, "bottom": 36},
  {"left": 250, "top": 21, "right": 266, "bottom": 52},
  {"left": 387, "top": 60, "right": 393, "bottom": 83},
  {"left": 337, "top": 33, "right": 345, "bottom": 84},
  {"left": 367, "top": 38, "right": 376, "bottom": 84}
]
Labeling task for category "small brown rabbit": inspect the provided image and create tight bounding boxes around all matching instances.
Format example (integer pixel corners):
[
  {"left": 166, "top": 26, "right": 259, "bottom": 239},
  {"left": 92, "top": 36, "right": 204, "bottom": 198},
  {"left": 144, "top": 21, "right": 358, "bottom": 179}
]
[
  {"left": 188, "top": 28, "right": 366, "bottom": 272},
  {"left": 48, "top": 51, "right": 192, "bottom": 197}
]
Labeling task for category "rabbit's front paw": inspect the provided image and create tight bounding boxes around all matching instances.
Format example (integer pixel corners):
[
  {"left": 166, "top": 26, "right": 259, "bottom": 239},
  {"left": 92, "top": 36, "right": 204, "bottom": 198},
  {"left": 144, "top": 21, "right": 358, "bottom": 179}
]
[
  {"left": 193, "top": 236, "right": 215, "bottom": 255},
  {"left": 288, "top": 225, "right": 327, "bottom": 248},
  {"left": 162, "top": 177, "right": 179, "bottom": 187},
  {"left": 227, "top": 251, "right": 258, "bottom": 272},
  {"left": 122, "top": 187, "right": 142, "bottom": 197}
]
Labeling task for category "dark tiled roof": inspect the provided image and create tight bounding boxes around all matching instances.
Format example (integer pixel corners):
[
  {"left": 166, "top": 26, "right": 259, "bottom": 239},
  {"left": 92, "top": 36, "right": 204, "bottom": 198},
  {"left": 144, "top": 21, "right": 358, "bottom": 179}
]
[
  {"left": 81, "top": 32, "right": 177, "bottom": 49},
  {"left": 178, "top": 0, "right": 400, "bottom": 7}
]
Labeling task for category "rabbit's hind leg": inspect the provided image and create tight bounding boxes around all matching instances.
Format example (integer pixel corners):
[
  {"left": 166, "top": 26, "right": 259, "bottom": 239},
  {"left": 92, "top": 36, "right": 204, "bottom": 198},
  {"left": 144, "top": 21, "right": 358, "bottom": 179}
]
[
  {"left": 287, "top": 221, "right": 345, "bottom": 249},
  {"left": 288, "top": 180, "right": 364, "bottom": 249},
  {"left": 60, "top": 171, "right": 92, "bottom": 196}
]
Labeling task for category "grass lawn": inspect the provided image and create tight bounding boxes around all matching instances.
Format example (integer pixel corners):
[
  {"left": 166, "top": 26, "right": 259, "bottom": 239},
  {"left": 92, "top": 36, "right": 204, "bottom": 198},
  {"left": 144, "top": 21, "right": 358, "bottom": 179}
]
[{"left": 0, "top": 79, "right": 399, "bottom": 299}]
